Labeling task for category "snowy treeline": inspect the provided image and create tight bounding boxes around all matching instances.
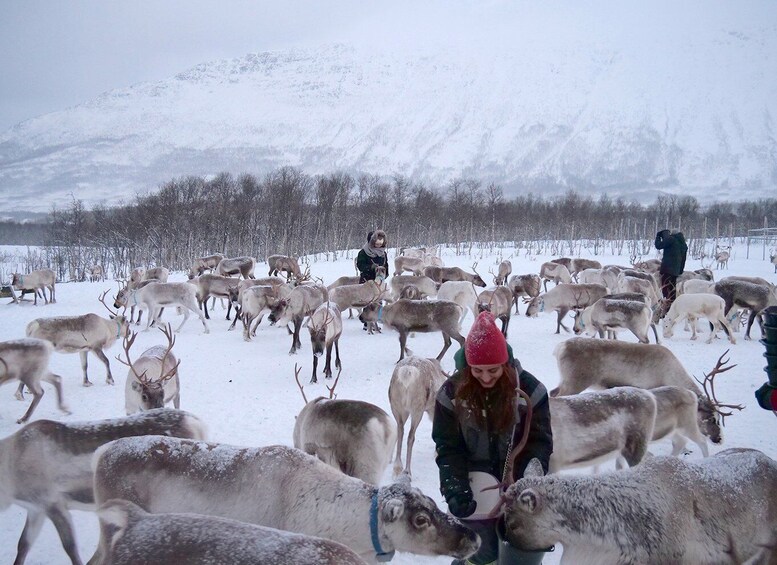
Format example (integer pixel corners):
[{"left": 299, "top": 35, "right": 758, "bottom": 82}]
[{"left": 3, "top": 167, "right": 777, "bottom": 281}]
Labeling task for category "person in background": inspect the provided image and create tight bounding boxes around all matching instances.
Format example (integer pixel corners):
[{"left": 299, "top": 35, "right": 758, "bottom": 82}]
[
  {"left": 356, "top": 230, "right": 389, "bottom": 283},
  {"left": 654, "top": 228, "right": 688, "bottom": 307},
  {"left": 432, "top": 311, "right": 553, "bottom": 565}
]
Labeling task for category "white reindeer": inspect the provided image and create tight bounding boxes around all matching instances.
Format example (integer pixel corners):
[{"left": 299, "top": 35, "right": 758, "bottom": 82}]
[
  {"left": 389, "top": 356, "right": 447, "bottom": 477},
  {"left": 89, "top": 499, "right": 367, "bottom": 565},
  {"left": 502, "top": 449, "right": 777, "bottom": 565},
  {"left": 11, "top": 269, "right": 56, "bottom": 305},
  {"left": 0, "top": 410, "right": 205, "bottom": 565},
  {"left": 306, "top": 303, "right": 343, "bottom": 382},
  {"left": 0, "top": 338, "right": 68, "bottom": 423},
  {"left": 437, "top": 281, "right": 479, "bottom": 324},
  {"left": 662, "top": 293, "right": 736, "bottom": 344},
  {"left": 525, "top": 283, "right": 609, "bottom": 334},
  {"left": 538, "top": 262, "right": 572, "bottom": 291},
  {"left": 93, "top": 437, "right": 481, "bottom": 564},
  {"left": 114, "top": 282, "right": 209, "bottom": 334}
]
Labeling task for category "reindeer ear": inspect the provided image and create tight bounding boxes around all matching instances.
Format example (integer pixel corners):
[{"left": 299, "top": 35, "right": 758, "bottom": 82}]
[
  {"left": 524, "top": 458, "right": 545, "bottom": 478},
  {"left": 518, "top": 488, "right": 541, "bottom": 513},
  {"left": 382, "top": 498, "right": 405, "bottom": 522}
]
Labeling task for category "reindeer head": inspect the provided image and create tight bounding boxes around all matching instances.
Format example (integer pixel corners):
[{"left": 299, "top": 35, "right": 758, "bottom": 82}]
[
  {"left": 117, "top": 324, "right": 180, "bottom": 411},
  {"left": 694, "top": 350, "right": 744, "bottom": 442}
]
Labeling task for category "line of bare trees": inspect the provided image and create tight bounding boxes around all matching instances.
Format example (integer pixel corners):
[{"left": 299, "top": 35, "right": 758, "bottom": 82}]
[{"left": 2, "top": 166, "right": 775, "bottom": 281}]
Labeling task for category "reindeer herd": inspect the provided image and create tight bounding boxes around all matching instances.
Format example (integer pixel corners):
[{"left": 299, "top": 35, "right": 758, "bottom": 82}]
[{"left": 1, "top": 245, "right": 777, "bottom": 564}]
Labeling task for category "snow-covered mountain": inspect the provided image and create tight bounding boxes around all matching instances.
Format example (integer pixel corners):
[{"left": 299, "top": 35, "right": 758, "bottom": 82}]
[{"left": 1, "top": 18, "right": 776, "bottom": 215}]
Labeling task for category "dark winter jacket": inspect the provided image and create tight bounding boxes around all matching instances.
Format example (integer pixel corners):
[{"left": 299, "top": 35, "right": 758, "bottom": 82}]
[
  {"left": 356, "top": 230, "right": 389, "bottom": 283},
  {"left": 654, "top": 229, "right": 688, "bottom": 276},
  {"left": 432, "top": 346, "right": 553, "bottom": 507}
]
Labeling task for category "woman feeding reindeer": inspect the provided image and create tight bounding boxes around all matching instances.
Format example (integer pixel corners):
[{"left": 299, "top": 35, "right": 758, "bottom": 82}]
[
  {"left": 356, "top": 229, "right": 389, "bottom": 284},
  {"left": 432, "top": 311, "right": 553, "bottom": 565}
]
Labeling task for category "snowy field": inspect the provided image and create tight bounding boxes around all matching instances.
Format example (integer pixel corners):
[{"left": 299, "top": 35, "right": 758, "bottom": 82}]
[{"left": 0, "top": 241, "right": 775, "bottom": 565}]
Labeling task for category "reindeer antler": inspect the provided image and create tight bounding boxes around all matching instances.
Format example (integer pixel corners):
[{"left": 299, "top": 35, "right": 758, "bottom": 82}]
[
  {"left": 694, "top": 349, "right": 744, "bottom": 425},
  {"left": 325, "top": 365, "right": 342, "bottom": 399},
  {"left": 115, "top": 331, "right": 149, "bottom": 383},
  {"left": 98, "top": 289, "right": 120, "bottom": 316},
  {"left": 294, "top": 363, "right": 309, "bottom": 405},
  {"left": 156, "top": 323, "right": 181, "bottom": 383}
]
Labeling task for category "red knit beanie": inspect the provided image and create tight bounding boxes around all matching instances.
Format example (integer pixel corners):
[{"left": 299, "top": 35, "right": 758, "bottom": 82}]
[{"left": 465, "top": 311, "right": 508, "bottom": 366}]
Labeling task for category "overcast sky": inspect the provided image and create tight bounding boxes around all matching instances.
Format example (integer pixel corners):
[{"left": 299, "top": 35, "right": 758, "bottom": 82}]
[{"left": 1, "top": 1, "right": 772, "bottom": 132}]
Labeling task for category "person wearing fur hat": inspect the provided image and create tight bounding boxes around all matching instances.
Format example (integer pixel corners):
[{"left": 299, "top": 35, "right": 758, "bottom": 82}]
[
  {"left": 356, "top": 229, "right": 389, "bottom": 284},
  {"left": 432, "top": 311, "right": 553, "bottom": 565}
]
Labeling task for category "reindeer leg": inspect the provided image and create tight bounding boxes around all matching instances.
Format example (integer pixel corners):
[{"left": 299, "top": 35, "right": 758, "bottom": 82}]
[
  {"left": 311, "top": 355, "right": 318, "bottom": 384},
  {"left": 556, "top": 307, "right": 570, "bottom": 334},
  {"left": 334, "top": 339, "right": 341, "bottom": 370},
  {"left": 92, "top": 348, "right": 114, "bottom": 385},
  {"left": 203, "top": 294, "right": 211, "bottom": 319},
  {"left": 195, "top": 306, "right": 209, "bottom": 334},
  {"left": 397, "top": 332, "right": 408, "bottom": 362},
  {"left": 16, "top": 380, "right": 44, "bottom": 424},
  {"left": 719, "top": 314, "right": 736, "bottom": 345},
  {"left": 15, "top": 382, "right": 24, "bottom": 400},
  {"left": 745, "top": 310, "right": 757, "bottom": 340},
  {"left": 14, "top": 509, "right": 45, "bottom": 565},
  {"left": 437, "top": 333, "right": 453, "bottom": 361},
  {"left": 80, "top": 351, "right": 93, "bottom": 387},
  {"left": 46, "top": 503, "right": 82, "bottom": 565},
  {"left": 393, "top": 417, "right": 405, "bottom": 477},
  {"left": 225, "top": 299, "right": 232, "bottom": 320},
  {"left": 405, "top": 413, "right": 422, "bottom": 476}
]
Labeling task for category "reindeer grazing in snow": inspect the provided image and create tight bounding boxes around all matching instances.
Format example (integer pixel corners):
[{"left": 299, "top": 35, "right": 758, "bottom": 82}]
[
  {"left": 423, "top": 264, "right": 486, "bottom": 287},
  {"left": 502, "top": 449, "right": 777, "bottom": 565},
  {"left": 118, "top": 323, "right": 181, "bottom": 414},
  {"left": 477, "top": 286, "right": 514, "bottom": 337},
  {"left": 389, "top": 356, "right": 447, "bottom": 477},
  {"left": 11, "top": 269, "right": 56, "bottom": 305},
  {"left": 192, "top": 273, "right": 240, "bottom": 320},
  {"left": 267, "top": 254, "right": 306, "bottom": 282},
  {"left": 389, "top": 275, "right": 438, "bottom": 301},
  {"left": 268, "top": 284, "right": 327, "bottom": 354},
  {"left": 538, "top": 261, "right": 572, "bottom": 291},
  {"left": 714, "top": 278, "right": 777, "bottom": 340},
  {"left": 573, "top": 297, "right": 655, "bottom": 344},
  {"left": 93, "top": 437, "right": 481, "bottom": 564},
  {"left": 0, "top": 338, "right": 68, "bottom": 423},
  {"left": 360, "top": 299, "right": 465, "bottom": 362},
  {"left": 89, "top": 499, "right": 367, "bottom": 565},
  {"left": 292, "top": 365, "right": 395, "bottom": 485},
  {"left": 306, "top": 303, "right": 343, "bottom": 383},
  {"left": 0, "top": 410, "right": 206, "bottom": 565},
  {"left": 394, "top": 256, "right": 427, "bottom": 276},
  {"left": 25, "top": 290, "right": 130, "bottom": 387},
  {"left": 507, "top": 274, "right": 541, "bottom": 314},
  {"left": 662, "top": 293, "right": 737, "bottom": 344}
]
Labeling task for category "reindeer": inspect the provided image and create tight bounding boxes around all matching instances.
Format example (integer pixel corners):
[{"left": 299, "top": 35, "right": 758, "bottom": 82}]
[
  {"left": 525, "top": 283, "right": 609, "bottom": 334},
  {"left": 329, "top": 279, "right": 387, "bottom": 320},
  {"left": 360, "top": 299, "right": 465, "bottom": 362},
  {"left": 399, "top": 284, "right": 422, "bottom": 299},
  {"left": 573, "top": 297, "right": 654, "bottom": 344},
  {"left": 118, "top": 324, "right": 181, "bottom": 414},
  {"left": 88, "top": 265, "right": 105, "bottom": 282},
  {"left": 0, "top": 410, "right": 205, "bottom": 565},
  {"left": 715, "top": 246, "right": 731, "bottom": 269},
  {"left": 662, "top": 293, "right": 737, "bottom": 344},
  {"left": 217, "top": 255, "right": 256, "bottom": 279},
  {"left": 771, "top": 252, "right": 777, "bottom": 274},
  {"left": 714, "top": 278, "right": 777, "bottom": 339},
  {"left": 227, "top": 276, "right": 287, "bottom": 330},
  {"left": 25, "top": 291, "right": 130, "bottom": 387},
  {"left": 618, "top": 273, "right": 660, "bottom": 305},
  {"left": 293, "top": 365, "right": 395, "bottom": 484},
  {"left": 143, "top": 266, "right": 170, "bottom": 282},
  {"left": 423, "top": 264, "right": 486, "bottom": 287},
  {"left": 192, "top": 273, "right": 241, "bottom": 319},
  {"left": 0, "top": 338, "right": 68, "bottom": 423},
  {"left": 507, "top": 274, "right": 541, "bottom": 314},
  {"left": 267, "top": 254, "right": 306, "bottom": 282},
  {"left": 476, "top": 286, "right": 514, "bottom": 337},
  {"left": 553, "top": 339, "right": 743, "bottom": 447},
  {"left": 394, "top": 256, "right": 427, "bottom": 276},
  {"left": 389, "top": 275, "right": 438, "bottom": 301},
  {"left": 502, "top": 449, "right": 777, "bottom": 565},
  {"left": 490, "top": 260, "right": 512, "bottom": 286},
  {"left": 538, "top": 261, "right": 572, "bottom": 291},
  {"left": 437, "top": 281, "right": 479, "bottom": 324},
  {"left": 187, "top": 252, "right": 225, "bottom": 279},
  {"left": 124, "top": 267, "right": 170, "bottom": 324},
  {"left": 548, "top": 387, "right": 657, "bottom": 473},
  {"left": 633, "top": 258, "right": 662, "bottom": 273},
  {"left": 641, "top": 385, "right": 711, "bottom": 459},
  {"left": 306, "top": 303, "right": 343, "bottom": 382},
  {"left": 268, "top": 284, "right": 327, "bottom": 354},
  {"left": 114, "top": 282, "right": 209, "bottom": 334},
  {"left": 11, "top": 269, "right": 56, "bottom": 305},
  {"left": 89, "top": 499, "right": 367, "bottom": 565},
  {"left": 93, "top": 437, "right": 480, "bottom": 564},
  {"left": 570, "top": 258, "right": 602, "bottom": 278},
  {"left": 389, "top": 356, "right": 447, "bottom": 477},
  {"left": 234, "top": 284, "right": 283, "bottom": 340}
]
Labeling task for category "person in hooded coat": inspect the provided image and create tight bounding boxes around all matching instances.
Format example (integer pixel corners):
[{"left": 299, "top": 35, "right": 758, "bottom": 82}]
[
  {"left": 356, "top": 230, "right": 389, "bottom": 284},
  {"left": 432, "top": 311, "right": 553, "bottom": 565},
  {"left": 654, "top": 228, "right": 688, "bottom": 306}
]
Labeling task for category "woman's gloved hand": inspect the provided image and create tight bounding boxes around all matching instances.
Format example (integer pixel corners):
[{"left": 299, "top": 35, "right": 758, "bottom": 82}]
[{"left": 447, "top": 493, "right": 477, "bottom": 518}]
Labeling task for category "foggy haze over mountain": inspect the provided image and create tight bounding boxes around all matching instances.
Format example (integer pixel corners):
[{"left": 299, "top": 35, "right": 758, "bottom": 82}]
[{"left": 0, "top": 1, "right": 775, "bottom": 217}]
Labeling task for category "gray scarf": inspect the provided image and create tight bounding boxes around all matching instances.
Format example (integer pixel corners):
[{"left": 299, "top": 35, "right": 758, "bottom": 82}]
[{"left": 362, "top": 242, "right": 386, "bottom": 258}]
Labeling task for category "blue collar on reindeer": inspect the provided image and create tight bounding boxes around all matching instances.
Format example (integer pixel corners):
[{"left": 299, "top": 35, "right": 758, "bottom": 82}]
[
  {"left": 370, "top": 489, "right": 395, "bottom": 562},
  {"left": 115, "top": 319, "right": 123, "bottom": 339}
]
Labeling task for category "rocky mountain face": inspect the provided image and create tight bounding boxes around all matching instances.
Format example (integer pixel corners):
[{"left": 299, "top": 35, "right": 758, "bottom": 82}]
[{"left": 1, "top": 27, "right": 776, "bottom": 215}]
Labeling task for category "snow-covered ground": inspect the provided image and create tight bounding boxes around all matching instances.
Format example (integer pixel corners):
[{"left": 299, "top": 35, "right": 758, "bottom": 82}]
[{"left": 0, "top": 241, "right": 775, "bottom": 565}]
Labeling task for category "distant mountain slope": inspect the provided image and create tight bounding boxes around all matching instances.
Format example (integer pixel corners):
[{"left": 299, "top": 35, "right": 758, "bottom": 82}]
[{"left": 1, "top": 27, "right": 776, "bottom": 214}]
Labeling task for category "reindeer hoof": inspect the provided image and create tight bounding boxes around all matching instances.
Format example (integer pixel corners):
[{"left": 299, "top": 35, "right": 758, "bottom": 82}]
[
  {"left": 83, "top": 381, "right": 93, "bottom": 388},
  {"left": 106, "top": 377, "right": 115, "bottom": 385}
]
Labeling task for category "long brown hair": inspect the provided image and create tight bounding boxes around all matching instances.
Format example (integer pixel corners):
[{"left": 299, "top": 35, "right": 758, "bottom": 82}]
[{"left": 454, "top": 363, "right": 518, "bottom": 432}]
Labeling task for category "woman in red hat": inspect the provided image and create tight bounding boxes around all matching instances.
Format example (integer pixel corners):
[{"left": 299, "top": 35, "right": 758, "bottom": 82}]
[{"left": 432, "top": 311, "right": 553, "bottom": 565}]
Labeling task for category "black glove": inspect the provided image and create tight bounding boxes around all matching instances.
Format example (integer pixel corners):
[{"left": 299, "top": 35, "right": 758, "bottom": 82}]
[{"left": 447, "top": 493, "right": 477, "bottom": 518}]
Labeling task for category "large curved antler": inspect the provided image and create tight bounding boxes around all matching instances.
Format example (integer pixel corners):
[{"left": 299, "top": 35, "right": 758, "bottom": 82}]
[{"left": 694, "top": 349, "right": 744, "bottom": 426}]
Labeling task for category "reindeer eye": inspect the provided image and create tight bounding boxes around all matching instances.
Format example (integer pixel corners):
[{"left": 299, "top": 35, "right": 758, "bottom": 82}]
[
  {"left": 141, "top": 394, "right": 149, "bottom": 402},
  {"left": 413, "top": 514, "right": 430, "bottom": 528}
]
